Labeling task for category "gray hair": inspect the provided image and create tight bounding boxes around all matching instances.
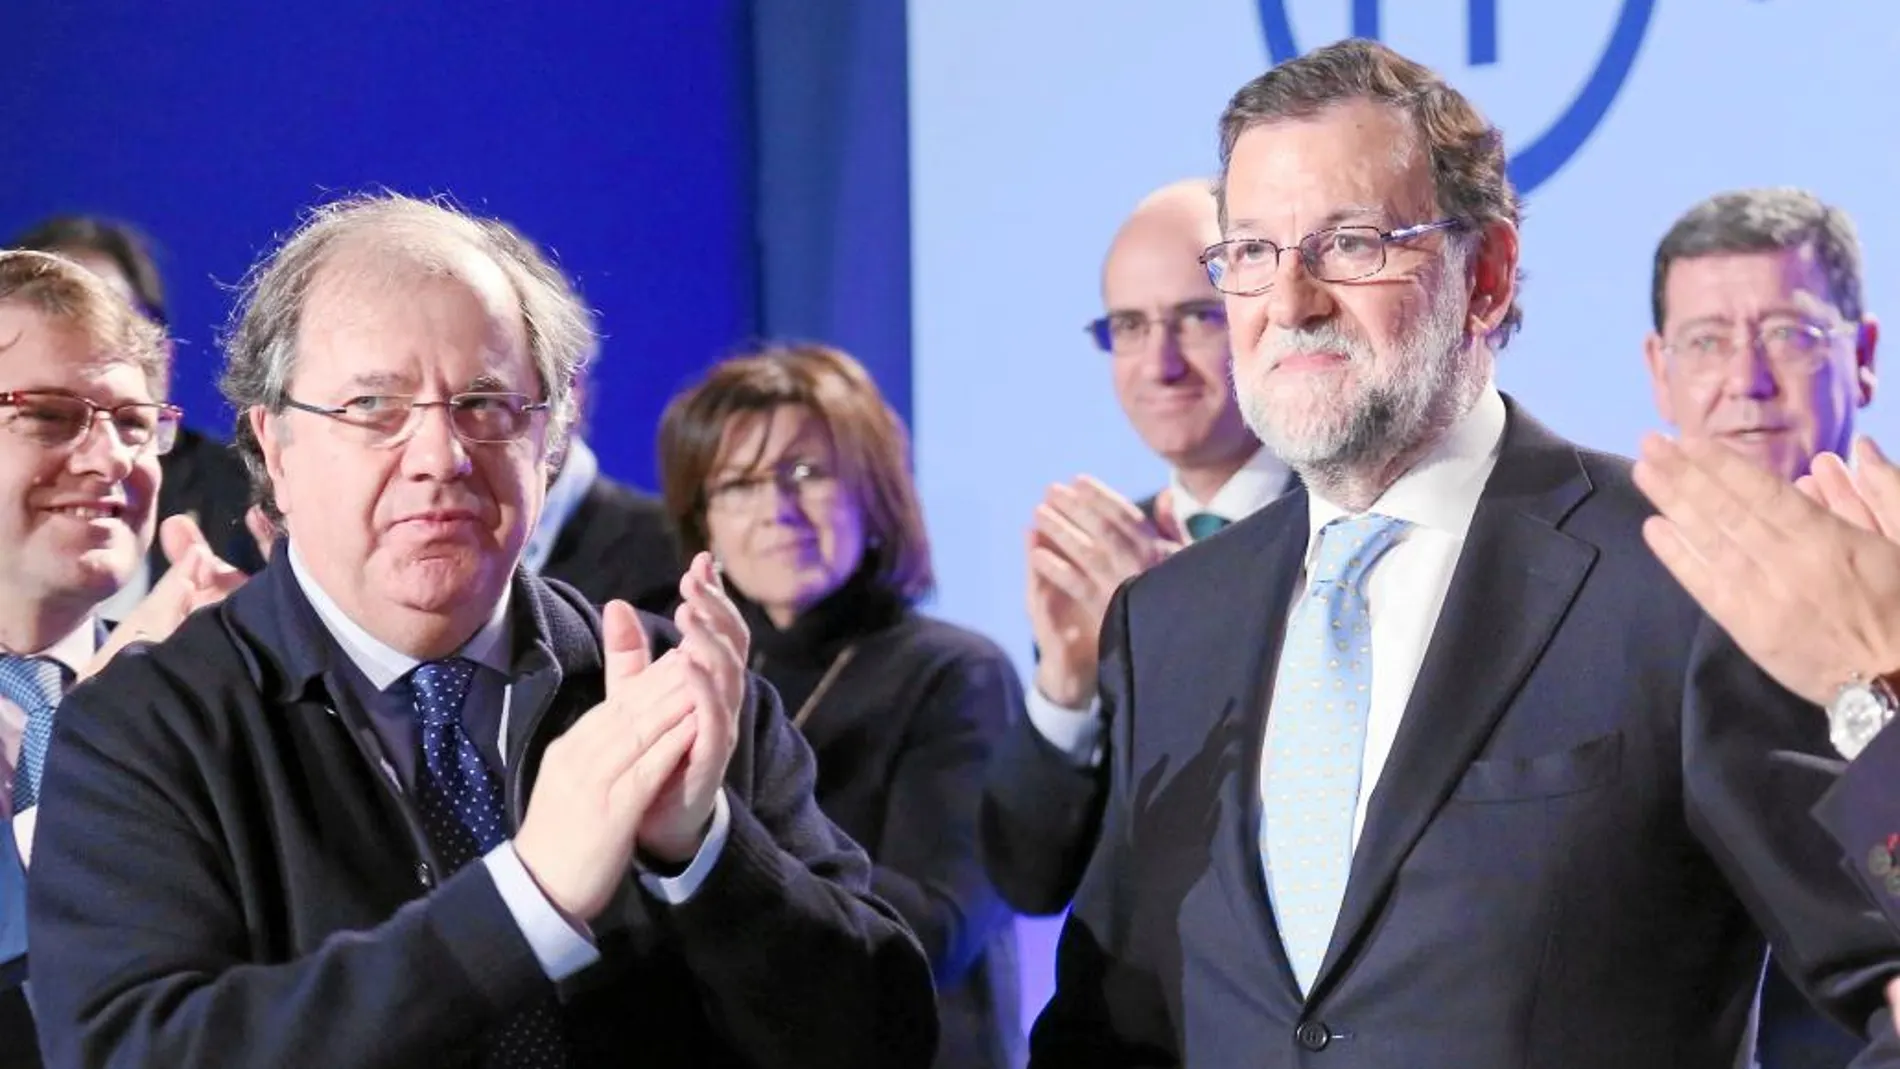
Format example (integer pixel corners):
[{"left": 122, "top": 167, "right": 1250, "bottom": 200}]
[
  {"left": 1651, "top": 187, "right": 1864, "bottom": 330},
  {"left": 220, "top": 192, "right": 597, "bottom": 522},
  {"left": 1216, "top": 38, "right": 1523, "bottom": 346}
]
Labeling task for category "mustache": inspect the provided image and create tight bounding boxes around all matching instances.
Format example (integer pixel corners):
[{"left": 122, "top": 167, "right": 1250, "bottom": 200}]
[{"left": 1260, "top": 323, "right": 1375, "bottom": 369}]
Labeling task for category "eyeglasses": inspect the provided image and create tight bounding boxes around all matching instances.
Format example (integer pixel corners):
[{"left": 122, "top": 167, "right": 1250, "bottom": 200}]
[
  {"left": 1200, "top": 219, "right": 1466, "bottom": 296},
  {"left": 0, "top": 390, "right": 182, "bottom": 457},
  {"left": 1085, "top": 301, "right": 1228, "bottom": 355},
  {"left": 281, "top": 392, "right": 549, "bottom": 447},
  {"left": 705, "top": 460, "right": 839, "bottom": 515},
  {"left": 1662, "top": 320, "right": 1860, "bottom": 379}
]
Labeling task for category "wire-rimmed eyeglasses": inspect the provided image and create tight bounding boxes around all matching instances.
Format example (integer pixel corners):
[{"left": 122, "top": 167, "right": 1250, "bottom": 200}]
[
  {"left": 0, "top": 390, "right": 183, "bottom": 458},
  {"left": 1661, "top": 320, "right": 1861, "bottom": 379},
  {"left": 1084, "top": 300, "right": 1229, "bottom": 354},
  {"left": 1200, "top": 219, "right": 1466, "bottom": 296},
  {"left": 280, "top": 392, "right": 549, "bottom": 447}
]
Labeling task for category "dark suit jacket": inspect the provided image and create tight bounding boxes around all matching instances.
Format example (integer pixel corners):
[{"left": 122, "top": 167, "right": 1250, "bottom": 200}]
[
  {"left": 1817, "top": 720, "right": 1900, "bottom": 934},
  {"left": 539, "top": 474, "right": 683, "bottom": 615},
  {"left": 154, "top": 426, "right": 267, "bottom": 578},
  {"left": 981, "top": 478, "right": 1298, "bottom": 916},
  {"left": 1029, "top": 401, "right": 1900, "bottom": 1068},
  {"left": 26, "top": 556, "right": 937, "bottom": 1068}
]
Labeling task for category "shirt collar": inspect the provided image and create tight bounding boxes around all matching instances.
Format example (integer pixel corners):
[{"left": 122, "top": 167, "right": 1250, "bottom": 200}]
[
  {"left": 1169, "top": 446, "right": 1292, "bottom": 525},
  {"left": 523, "top": 436, "right": 599, "bottom": 573},
  {"left": 1305, "top": 383, "right": 1507, "bottom": 568},
  {"left": 32, "top": 617, "right": 101, "bottom": 680},
  {"left": 287, "top": 542, "right": 513, "bottom": 692}
]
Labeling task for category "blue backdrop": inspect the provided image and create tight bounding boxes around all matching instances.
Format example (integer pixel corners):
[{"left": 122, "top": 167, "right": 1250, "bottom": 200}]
[{"left": 4, "top": 2, "right": 760, "bottom": 491}]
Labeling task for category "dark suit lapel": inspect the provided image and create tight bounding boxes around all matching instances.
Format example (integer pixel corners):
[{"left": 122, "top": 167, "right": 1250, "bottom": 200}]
[
  {"left": 1312, "top": 403, "right": 1598, "bottom": 996},
  {"left": 1204, "top": 491, "right": 1310, "bottom": 998}
]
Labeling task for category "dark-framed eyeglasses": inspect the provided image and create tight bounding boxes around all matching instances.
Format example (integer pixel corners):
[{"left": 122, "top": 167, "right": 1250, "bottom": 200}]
[
  {"left": 0, "top": 390, "right": 182, "bottom": 457},
  {"left": 1661, "top": 319, "right": 1861, "bottom": 379},
  {"left": 1085, "top": 300, "right": 1229, "bottom": 354},
  {"left": 1200, "top": 218, "right": 1466, "bottom": 296},
  {"left": 704, "top": 459, "right": 839, "bottom": 515},
  {"left": 280, "top": 392, "right": 549, "bottom": 447}
]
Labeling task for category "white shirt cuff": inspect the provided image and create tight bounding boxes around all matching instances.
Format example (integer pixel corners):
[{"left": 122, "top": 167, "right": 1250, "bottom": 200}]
[
  {"left": 1025, "top": 688, "right": 1106, "bottom": 768},
  {"left": 483, "top": 842, "right": 601, "bottom": 982},
  {"left": 638, "top": 789, "right": 731, "bottom": 905}
]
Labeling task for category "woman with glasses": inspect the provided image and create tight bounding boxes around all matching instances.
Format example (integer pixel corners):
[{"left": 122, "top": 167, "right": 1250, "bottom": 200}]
[{"left": 658, "top": 343, "right": 1025, "bottom": 1069}]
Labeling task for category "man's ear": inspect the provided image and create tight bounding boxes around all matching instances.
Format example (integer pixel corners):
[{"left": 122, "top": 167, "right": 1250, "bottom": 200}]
[
  {"left": 1856, "top": 315, "right": 1879, "bottom": 408},
  {"left": 248, "top": 407, "right": 290, "bottom": 517},
  {"left": 1467, "top": 219, "right": 1519, "bottom": 339}
]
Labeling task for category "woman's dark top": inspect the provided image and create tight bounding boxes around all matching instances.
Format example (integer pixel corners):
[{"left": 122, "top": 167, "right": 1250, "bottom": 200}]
[{"left": 738, "top": 572, "right": 1025, "bottom": 1069}]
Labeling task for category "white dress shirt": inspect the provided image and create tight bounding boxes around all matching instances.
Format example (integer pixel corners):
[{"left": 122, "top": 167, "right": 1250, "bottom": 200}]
[
  {"left": 1025, "top": 445, "right": 1297, "bottom": 763},
  {"left": 1284, "top": 386, "right": 1505, "bottom": 846},
  {"left": 1169, "top": 445, "right": 1292, "bottom": 525},
  {"left": 287, "top": 545, "right": 732, "bottom": 982}
]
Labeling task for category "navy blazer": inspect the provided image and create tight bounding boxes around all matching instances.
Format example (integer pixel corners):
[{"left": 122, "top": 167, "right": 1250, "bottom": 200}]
[
  {"left": 1029, "top": 400, "right": 1900, "bottom": 1068},
  {"left": 1817, "top": 720, "right": 1900, "bottom": 935},
  {"left": 26, "top": 556, "right": 937, "bottom": 1068}
]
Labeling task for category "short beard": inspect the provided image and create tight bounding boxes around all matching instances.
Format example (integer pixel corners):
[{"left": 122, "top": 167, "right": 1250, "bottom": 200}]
[{"left": 1235, "top": 269, "right": 1476, "bottom": 495}]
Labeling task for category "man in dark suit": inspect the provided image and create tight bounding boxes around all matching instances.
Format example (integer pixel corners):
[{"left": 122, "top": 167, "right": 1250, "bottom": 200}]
[
  {"left": 10, "top": 215, "right": 268, "bottom": 592},
  {"left": 1641, "top": 187, "right": 1882, "bottom": 1069},
  {"left": 1636, "top": 431, "right": 1900, "bottom": 1037},
  {"left": 0, "top": 250, "right": 245, "bottom": 1069},
  {"left": 983, "top": 178, "right": 1294, "bottom": 916},
  {"left": 26, "top": 193, "right": 936, "bottom": 1068},
  {"left": 1636, "top": 433, "right": 1900, "bottom": 900},
  {"left": 1028, "top": 40, "right": 1900, "bottom": 1068}
]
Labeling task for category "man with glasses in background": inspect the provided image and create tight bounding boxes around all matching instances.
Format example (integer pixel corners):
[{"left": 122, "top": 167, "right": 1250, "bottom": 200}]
[
  {"left": 11, "top": 216, "right": 268, "bottom": 588},
  {"left": 1641, "top": 187, "right": 1880, "bottom": 1069},
  {"left": 982, "top": 178, "right": 1293, "bottom": 917},
  {"left": 24, "top": 194, "right": 935, "bottom": 1069},
  {"left": 0, "top": 249, "right": 243, "bottom": 1069}
]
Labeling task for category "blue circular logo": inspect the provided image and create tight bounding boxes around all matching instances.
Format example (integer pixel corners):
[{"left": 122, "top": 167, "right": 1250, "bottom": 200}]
[{"left": 1257, "top": 0, "right": 1656, "bottom": 194}]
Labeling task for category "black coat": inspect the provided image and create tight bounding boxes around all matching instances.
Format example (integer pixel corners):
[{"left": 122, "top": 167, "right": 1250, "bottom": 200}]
[
  {"left": 27, "top": 555, "right": 938, "bottom": 1068},
  {"left": 539, "top": 474, "right": 684, "bottom": 615},
  {"left": 154, "top": 425, "right": 268, "bottom": 577},
  {"left": 743, "top": 577, "right": 1025, "bottom": 1069}
]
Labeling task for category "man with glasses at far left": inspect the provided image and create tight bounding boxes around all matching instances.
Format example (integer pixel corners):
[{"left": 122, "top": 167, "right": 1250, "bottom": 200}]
[{"left": 0, "top": 249, "right": 245, "bottom": 1069}]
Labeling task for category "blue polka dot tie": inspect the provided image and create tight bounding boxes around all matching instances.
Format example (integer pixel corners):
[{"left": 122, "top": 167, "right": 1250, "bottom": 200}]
[
  {"left": 410, "top": 659, "right": 567, "bottom": 1068},
  {"left": 1, "top": 654, "right": 71, "bottom": 812},
  {"left": 1260, "top": 513, "right": 1409, "bottom": 994}
]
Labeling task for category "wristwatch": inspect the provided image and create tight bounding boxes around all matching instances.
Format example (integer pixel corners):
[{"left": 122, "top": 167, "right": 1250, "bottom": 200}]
[{"left": 1827, "top": 672, "right": 1900, "bottom": 760}]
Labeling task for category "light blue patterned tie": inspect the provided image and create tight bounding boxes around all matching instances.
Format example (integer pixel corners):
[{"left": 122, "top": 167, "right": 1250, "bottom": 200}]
[
  {"left": 2, "top": 655, "right": 71, "bottom": 811},
  {"left": 1261, "top": 513, "right": 1409, "bottom": 993},
  {"left": 409, "top": 659, "right": 567, "bottom": 1069}
]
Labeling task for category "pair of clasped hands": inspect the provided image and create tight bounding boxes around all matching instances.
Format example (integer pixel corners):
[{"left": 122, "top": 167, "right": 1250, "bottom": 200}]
[
  {"left": 1634, "top": 434, "right": 1900, "bottom": 1035},
  {"left": 512, "top": 551, "right": 749, "bottom": 927},
  {"left": 1026, "top": 476, "right": 1185, "bottom": 709}
]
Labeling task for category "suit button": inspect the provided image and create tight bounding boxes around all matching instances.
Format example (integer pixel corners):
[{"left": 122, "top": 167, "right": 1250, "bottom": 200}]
[
  {"left": 1295, "top": 1020, "right": 1330, "bottom": 1051},
  {"left": 415, "top": 862, "right": 435, "bottom": 888}
]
